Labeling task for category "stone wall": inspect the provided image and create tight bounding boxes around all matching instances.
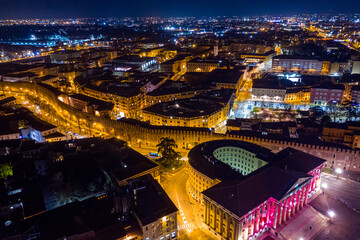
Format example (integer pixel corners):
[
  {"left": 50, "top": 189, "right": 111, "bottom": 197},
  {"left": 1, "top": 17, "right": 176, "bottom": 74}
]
[{"left": 1, "top": 81, "right": 359, "bottom": 172}]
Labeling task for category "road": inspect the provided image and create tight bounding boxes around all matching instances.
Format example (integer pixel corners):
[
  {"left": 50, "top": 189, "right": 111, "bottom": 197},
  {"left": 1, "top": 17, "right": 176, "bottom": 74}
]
[
  {"left": 321, "top": 173, "right": 360, "bottom": 209},
  {"left": 309, "top": 173, "right": 360, "bottom": 240},
  {"left": 161, "top": 166, "right": 213, "bottom": 240}
]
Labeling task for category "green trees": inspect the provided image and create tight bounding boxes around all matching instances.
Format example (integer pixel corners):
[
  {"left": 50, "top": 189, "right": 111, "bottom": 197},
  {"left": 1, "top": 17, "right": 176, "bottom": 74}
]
[
  {"left": 341, "top": 100, "right": 359, "bottom": 121},
  {"left": 321, "top": 115, "right": 331, "bottom": 125},
  {"left": 0, "top": 163, "right": 13, "bottom": 179},
  {"left": 156, "top": 137, "right": 181, "bottom": 169}
]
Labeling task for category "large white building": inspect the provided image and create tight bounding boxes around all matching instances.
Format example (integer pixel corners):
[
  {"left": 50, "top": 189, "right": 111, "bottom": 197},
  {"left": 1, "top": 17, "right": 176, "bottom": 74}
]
[{"left": 251, "top": 87, "right": 286, "bottom": 102}]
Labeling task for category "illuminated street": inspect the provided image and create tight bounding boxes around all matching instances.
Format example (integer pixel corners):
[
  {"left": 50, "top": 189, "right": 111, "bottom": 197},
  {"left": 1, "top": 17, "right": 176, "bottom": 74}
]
[
  {"left": 309, "top": 174, "right": 360, "bottom": 239},
  {"left": 161, "top": 166, "right": 213, "bottom": 240},
  {"left": 1, "top": 5, "right": 360, "bottom": 240}
]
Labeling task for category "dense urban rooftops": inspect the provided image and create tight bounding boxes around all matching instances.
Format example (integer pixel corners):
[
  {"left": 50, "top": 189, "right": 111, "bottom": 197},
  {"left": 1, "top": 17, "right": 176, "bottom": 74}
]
[
  {"left": 206, "top": 68, "right": 243, "bottom": 85},
  {"left": 143, "top": 98, "right": 224, "bottom": 118},
  {"left": 143, "top": 89, "right": 234, "bottom": 118}
]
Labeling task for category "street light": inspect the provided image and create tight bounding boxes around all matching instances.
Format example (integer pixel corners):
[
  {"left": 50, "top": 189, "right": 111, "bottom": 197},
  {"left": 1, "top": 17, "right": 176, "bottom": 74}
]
[
  {"left": 321, "top": 183, "right": 328, "bottom": 189},
  {"left": 328, "top": 210, "right": 335, "bottom": 223},
  {"left": 335, "top": 168, "right": 343, "bottom": 174}
]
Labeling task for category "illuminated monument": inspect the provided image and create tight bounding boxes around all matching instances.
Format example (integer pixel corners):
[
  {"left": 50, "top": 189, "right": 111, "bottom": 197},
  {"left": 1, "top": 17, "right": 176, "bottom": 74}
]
[{"left": 188, "top": 140, "right": 324, "bottom": 240}]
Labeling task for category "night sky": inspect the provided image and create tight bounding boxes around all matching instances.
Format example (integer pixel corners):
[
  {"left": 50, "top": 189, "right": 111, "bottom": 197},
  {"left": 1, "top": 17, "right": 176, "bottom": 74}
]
[{"left": 0, "top": 0, "right": 358, "bottom": 19}]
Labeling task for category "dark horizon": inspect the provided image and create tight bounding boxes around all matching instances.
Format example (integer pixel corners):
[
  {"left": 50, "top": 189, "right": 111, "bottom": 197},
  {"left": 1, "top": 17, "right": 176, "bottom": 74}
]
[{"left": 0, "top": 0, "right": 359, "bottom": 19}]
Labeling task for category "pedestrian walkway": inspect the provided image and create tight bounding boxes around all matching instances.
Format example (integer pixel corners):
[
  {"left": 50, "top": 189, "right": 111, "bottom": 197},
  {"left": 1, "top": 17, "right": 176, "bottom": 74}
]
[
  {"left": 276, "top": 205, "right": 329, "bottom": 240},
  {"left": 178, "top": 223, "right": 196, "bottom": 231}
]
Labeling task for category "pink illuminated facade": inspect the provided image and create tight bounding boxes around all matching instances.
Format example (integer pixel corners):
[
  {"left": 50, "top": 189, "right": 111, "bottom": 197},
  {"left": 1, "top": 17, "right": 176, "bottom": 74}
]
[{"left": 202, "top": 152, "right": 324, "bottom": 240}]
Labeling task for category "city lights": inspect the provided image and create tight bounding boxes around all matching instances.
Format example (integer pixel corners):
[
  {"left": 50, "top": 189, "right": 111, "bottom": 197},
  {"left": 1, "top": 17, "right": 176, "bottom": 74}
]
[{"left": 1, "top": 6, "right": 360, "bottom": 240}]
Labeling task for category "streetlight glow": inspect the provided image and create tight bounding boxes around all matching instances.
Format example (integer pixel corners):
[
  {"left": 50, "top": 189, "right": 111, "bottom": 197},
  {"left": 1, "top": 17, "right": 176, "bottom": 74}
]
[
  {"left": 328, "top": 210, "right": 335, "bottom": 218},
  {"left": 335, "top": 168, "right": 343, "bottom": 174},
  {"left": 322, "top": 183, "right": 328, "bottom": 189}
]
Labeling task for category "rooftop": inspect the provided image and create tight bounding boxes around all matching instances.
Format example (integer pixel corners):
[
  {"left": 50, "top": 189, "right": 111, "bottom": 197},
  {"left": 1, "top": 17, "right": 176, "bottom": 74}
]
[
  {"left": 206, "top": 69, "right": 243, "bottom": 85},
  {"left": 200, "top": 143, "right": 326, "bottom": 218},
  {"left": 0, "top": 63, "right": 43, "bottom": 75},
  {"left": 132, "top": 174, "right": 178, "bottom": 226},
  {"left": 70, "top": 93, "right": 114, "bottom": 112},
  {"left": 85, "top": 82, "right": 142, "bottom": 98},
  {"left": 143, "top": 98, "right": 224, "bottom": 118},
  {"left": 188, "top": 140, "right": 277, "bottom": 181},
  {"left": 273, "top": 55, "right": 320, "bottom": 60},
  {"left": 146, "top": 80, "right": 202, "bottom": 97},
  {"left": 2, "top": 72, "right": 38, "bottom": 78},
  {"left": 0, "top": 109, "right": 56, "bottom": 135},
  {"left": 203, "top": 166, "right": 310, "bottom": 217},
  {"left": 312, "top": 82, "right": 345, "bottom": 90}
]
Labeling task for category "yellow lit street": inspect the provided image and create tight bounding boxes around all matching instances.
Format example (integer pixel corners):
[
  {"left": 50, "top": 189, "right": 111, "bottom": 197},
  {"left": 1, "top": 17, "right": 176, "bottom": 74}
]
[{"left": 160, "top": 165, "right": 213, "bottom": 240}]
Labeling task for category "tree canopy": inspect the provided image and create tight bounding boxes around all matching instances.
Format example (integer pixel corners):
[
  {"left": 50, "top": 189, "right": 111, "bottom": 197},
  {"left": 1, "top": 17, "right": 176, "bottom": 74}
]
[{"left": 156, "top": 137, "right": 181, "bottom": 169}]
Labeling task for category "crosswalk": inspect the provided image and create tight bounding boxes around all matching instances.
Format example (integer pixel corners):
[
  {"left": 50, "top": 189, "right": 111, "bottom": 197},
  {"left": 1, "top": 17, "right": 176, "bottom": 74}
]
[{"left": 178, "top": 223, "right": 196, "bottom": 231}]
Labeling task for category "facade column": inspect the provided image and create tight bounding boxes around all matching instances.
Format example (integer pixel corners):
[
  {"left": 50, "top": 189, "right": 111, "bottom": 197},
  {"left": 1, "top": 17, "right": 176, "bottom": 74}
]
[
  {"left": 297, "top": 187, "right": 304, "bottom": 211},
  {"left": 258, "top": 207, "right": 262, "bottom": 230},
  {"left": 317, "top": 171, "right": 321, "bottom": 189},
  {"left": 207, "top": 201, "right": 211, "bottom": 224},
  {"left": 225, "top": 213, "right": 230, "bottom": 239},
  {"left": 261, "top": 204, "right": 266, "bottom": 228},
  {"left": 273, "top": 204, "right": 279, "bottom": 229},
  {"left": 215, "top": 206, "right": 219, "bottom": 232},
  {"left": 244, "top": 216, "right": 249, "bottom": 240},
  {"left": 286, "top": 195, "right": 292, "bottom": 220},
  {"left": 212, "top": 205, "right": 216, "bottom": 230},
  {"left": 288, "top": 194, "right": 295, "bottom": 219},
  {"left": 204, "top": 200, "right": 208, "bottom": 224},
  {"left": 254, "top": 208, "right": 259, "bottom": 233},
  {"left": 238, "top": 219, "right": 244, "bottom": 240},
  {"left": 220, "top": 209, "right": 224, "bottom": 235},
  {"left": 316, "top": 172, "right": 321, "bottom": 189},
  {"left": 235, "top": 220, "right": 240, "bottom": 240},
  {"left": 250, "top": 212, "right": 255, "bottom": 236},
  {"left": 278, "top": 202, "right": 283, "bottom": 226},
  {"left": 266, "top": 201, "right": 271, "bottom": 225},
  {"left": 300, "top": 187, "right": 306, "bottom": 209},
  {"left": 292, "top": 190, "right": 300, "bottom": 215},
  {"left": 282, "top": 198, "right": 288, "bottom": 223},
  {"left": 308, "top": 178, "right": 312, "bottom": 193},
  {"left": 304, "top": 184, "right": 310, "bottom": 205},
  {"left": 219, "top": 209, "right": 224, "bottom": 235},
  {"left": 310, "top": 178, "right": 314, "bottom": 193}
]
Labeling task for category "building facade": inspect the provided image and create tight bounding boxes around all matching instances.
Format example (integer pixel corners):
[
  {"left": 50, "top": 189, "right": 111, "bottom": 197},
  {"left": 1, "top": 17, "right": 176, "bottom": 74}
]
[
  {"left": 351, "top": 85, "right": 360, "bottom": 104},
  {"left": 186, "top": 58, "right": 220, "bottom": 72},
  {"left": 309, "top": 83, "right": 345, "bottom": 105},
  {"left": 251, "top": 87, "right": 286, "bottom": 102},
  {"left": 285, "top": 88, "right": 311, "bottom": 104},
  {"left": 272, "top": 55, "right": 326, "bottom": 75},
  {"left": 188, "top": 140, "right": 324, "bottom": 240}
]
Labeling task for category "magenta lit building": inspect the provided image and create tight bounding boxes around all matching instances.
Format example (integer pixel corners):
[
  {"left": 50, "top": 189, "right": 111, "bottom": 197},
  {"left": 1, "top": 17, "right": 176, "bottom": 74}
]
[{"left": 189, "top": 140, "right": 325, "bottom": 240}]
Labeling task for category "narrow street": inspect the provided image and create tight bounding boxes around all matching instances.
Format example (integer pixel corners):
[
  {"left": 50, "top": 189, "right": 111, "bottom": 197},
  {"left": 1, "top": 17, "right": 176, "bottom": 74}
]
[{"left": 161, "top": 166, "right": 213, "bottom": 240}]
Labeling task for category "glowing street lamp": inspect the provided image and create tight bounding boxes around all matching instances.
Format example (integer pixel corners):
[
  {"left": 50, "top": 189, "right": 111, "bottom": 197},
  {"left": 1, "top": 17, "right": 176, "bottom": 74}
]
[
  {"left": 335, "top": 168, "right": 343, "bottom": 179},
  {"left": 321, "top": 183, "right": 328, "bottom": 189},
  {"left": 335, "top": 168, "right": 343, "bottom": 174},
  {"left": 328, "top": 210, "right": 335, "bottom": 223}
]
